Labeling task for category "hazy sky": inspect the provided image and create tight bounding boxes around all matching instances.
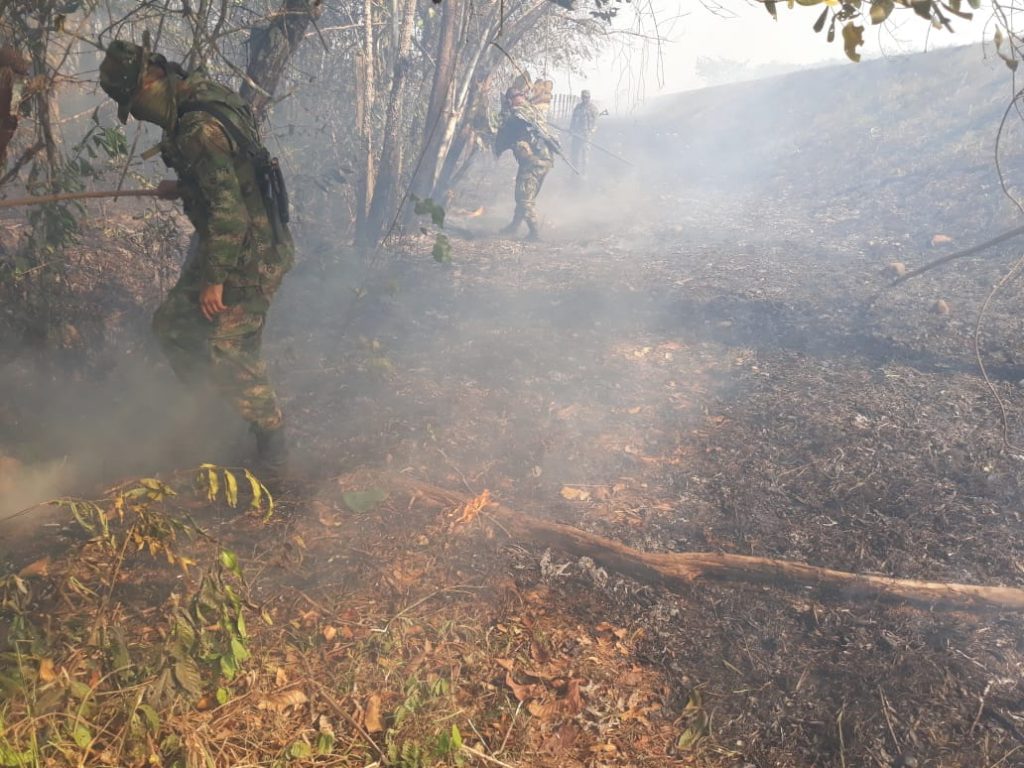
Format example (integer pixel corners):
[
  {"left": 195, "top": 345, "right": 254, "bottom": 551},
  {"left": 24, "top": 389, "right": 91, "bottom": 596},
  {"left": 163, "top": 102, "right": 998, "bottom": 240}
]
[{"left": 555, "top": 0, "right": 994, "bottom": 110}]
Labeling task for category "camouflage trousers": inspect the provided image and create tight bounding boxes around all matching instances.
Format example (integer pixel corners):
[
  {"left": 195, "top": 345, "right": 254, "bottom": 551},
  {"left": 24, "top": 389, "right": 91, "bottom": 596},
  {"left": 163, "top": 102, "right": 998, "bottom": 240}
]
[
  {"left": 152, "top": 284, "right": 283, "bottom": 432},
  {"left": 570, "top": 136, "right": 590, "bottom": 176},
  {"left": 512, "top": 159, "right": 551, "bottom": 232}
]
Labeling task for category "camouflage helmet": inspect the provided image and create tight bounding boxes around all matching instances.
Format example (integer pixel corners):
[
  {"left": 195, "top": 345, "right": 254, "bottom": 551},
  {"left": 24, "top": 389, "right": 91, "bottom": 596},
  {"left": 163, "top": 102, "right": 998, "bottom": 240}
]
[{"left": 99, "top": 40, "right": 149, "bottom": 123}]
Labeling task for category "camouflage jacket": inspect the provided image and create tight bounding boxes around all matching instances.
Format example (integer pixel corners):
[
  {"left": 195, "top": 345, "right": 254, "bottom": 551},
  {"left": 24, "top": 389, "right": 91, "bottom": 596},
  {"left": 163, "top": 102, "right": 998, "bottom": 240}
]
[
  {"left": 570, "top": 101, "right": 598, "bottom": 136},
  {"left": 159, "top": 71, "right": 293, "bottom": 297},
  {"left": 494, "top": 103, "right": 556, "bottom": 166}
]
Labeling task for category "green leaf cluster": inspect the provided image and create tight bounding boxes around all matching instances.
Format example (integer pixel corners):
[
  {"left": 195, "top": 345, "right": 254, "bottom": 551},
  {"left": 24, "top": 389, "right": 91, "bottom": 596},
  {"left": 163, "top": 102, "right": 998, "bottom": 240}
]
[
  {"left": 411, "top": 195, "right": 455, "bottom": 264},
  {"left": 412, "top": 195, "right": 446, "bottom": 228}
]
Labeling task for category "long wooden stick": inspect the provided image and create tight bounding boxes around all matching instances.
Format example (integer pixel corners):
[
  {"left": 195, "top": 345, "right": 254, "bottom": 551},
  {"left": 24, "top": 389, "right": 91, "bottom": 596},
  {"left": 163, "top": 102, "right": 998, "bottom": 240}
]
[
  {"left": 0, "top": 188, "right": 161, "bottom": 209},
  {"left": 377, "top": 474, "right": 1024, "bottom": 612},
  {"left": 891, "top": 223, "right": 1024, "bottom": 286}
]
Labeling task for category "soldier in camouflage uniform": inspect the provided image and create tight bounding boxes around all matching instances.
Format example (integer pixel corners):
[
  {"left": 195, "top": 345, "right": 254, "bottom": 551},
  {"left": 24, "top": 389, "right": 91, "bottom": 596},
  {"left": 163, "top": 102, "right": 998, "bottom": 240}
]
[
  {"left": 99, "top": 41, "right": 294, "bottom": 470},
  {"left": 569, "top": 90, "right": 598, "bottom": 177},
  {"left": 494, "top": 88, "right": 554, "bottom": 241}
]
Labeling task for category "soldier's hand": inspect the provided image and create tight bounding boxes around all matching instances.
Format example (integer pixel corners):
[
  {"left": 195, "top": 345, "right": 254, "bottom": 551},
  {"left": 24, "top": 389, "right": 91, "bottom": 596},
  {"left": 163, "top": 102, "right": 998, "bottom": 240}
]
[
  {"left": 200, "top": 284, "right": 227, "bottom": 321},
  {"left": 155, "top": 179, "right": 180, "bottom": 200}
]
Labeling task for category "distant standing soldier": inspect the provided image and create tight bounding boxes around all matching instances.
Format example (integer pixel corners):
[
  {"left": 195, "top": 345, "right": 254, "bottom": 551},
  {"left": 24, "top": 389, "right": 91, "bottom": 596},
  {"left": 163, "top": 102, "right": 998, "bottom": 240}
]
[
  {"left": 494, "top": 85, "right": 556, "bottom": 240},
  {"left": 98, "top": 40, "right": 294, "bottom": 472},
  {"left": 569, "top": 90, "right": 598, "bottom": 176}
]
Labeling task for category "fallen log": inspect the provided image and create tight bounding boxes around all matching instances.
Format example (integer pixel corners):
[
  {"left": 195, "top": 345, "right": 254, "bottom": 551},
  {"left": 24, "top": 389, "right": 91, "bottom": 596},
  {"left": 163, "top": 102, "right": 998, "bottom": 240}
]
[{"left": 373, "top": 474, "right": 1024, "bottom": 613}]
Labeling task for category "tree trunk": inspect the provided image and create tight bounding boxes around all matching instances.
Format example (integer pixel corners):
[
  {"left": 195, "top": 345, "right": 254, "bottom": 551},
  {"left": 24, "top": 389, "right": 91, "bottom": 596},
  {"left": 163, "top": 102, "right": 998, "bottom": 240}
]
[
  {"left": 361, "top": 0, "right": 417, "bottom": 245},
  {"left": 407, "top": 0, "right": 461, "bottom": 208},
  {"left": 372, "top": 474, "right": 1024, "bottom": 613},
  {"left": 241, "top": 0, "right": 323, "bottom": 120},
  {"left": 354, "top": 0, "right": 376, "bottom": 237}
]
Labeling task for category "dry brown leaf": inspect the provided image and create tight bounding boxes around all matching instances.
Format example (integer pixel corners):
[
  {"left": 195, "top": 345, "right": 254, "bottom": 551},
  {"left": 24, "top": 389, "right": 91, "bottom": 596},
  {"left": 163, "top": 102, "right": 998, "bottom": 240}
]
[
  {"left": 505, "top": 671, "right": 537, "bottom": 703},
  {"left": 527, "top": 698, "right": 559, "bottom": 720},
  {"left": 495, "top": 658, "right": 515, "bottom": 672},
  {"left": 275, "top": 667, "right": 289, "bottom": 687},
  {"left": 887, "top": 261, "right": 907, "bottom": 277},
  {"left": 405, "top": 638, "right": 432, "bottom": 673},
  {"left": 931, "top": 233, "right": 953, "bottom": 246},
  {"left": 563, "top": 679, "right": 583, "bottom": 716},
  {"left": 389, "top": 567, "right": 425, "bottom": 590},
  {"left": 314, "top": 500, "right": 344, "bottom": 528},
  {"left": 620, "top": 666, "right": 645, "bottom": 686},
  {"left": 38, "top": 658, "right": 56, "bottom": 683},
  {"left": 933, "top": 298, "right": 950, "bottom": 316},
  {"left": 529, "top": 639, "right": 551, "bottom": 665},
  {"left": 258, "top": 688, "right": 308, "bottom": 713},
  {"left": 560, "top": 486, "right": 590, "bottom": 502},
  {"left": 542, "top": 723, "right": 581, "bottom": 754},
  {"left": 364, "top": 693, "right": 384, "bottom": 733},
  {"left": 322, "top": 625, "right": 337, "bottom": 641},
  {"left": 19, "top": 556, "right": 51, "bottom": 578}
]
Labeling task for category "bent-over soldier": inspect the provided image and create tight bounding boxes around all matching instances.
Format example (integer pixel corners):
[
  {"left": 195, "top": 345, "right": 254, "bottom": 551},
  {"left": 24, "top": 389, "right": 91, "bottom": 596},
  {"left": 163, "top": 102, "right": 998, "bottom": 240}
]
[
  {"left": 99, "top": 40, "right": 293, "bottom": 471},
  {"left": 494, "top": 86, "right": 556, "bottom": 240}
]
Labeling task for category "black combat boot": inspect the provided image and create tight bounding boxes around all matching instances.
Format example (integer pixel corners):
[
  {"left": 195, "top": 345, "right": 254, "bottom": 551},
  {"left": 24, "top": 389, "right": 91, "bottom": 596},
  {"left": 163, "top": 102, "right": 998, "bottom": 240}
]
[
  {"left": 525, "top": 223, "right": 541, "bottom": 241},
  {"left": 253, "top": 424, "right": 288, "bottom": 476}
]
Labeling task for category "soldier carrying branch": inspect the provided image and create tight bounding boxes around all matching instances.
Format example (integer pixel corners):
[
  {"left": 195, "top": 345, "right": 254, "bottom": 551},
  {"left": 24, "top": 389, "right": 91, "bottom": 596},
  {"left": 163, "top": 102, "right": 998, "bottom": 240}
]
[{"left": 494, "top": 83, "right": 557, "bottom": 241}]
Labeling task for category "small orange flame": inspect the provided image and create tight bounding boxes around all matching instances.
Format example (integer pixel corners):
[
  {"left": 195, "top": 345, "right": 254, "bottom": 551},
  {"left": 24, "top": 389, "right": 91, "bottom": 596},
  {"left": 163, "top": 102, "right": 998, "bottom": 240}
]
[{"left": 453, "top": 489, "right": 492, "bottom": 527}]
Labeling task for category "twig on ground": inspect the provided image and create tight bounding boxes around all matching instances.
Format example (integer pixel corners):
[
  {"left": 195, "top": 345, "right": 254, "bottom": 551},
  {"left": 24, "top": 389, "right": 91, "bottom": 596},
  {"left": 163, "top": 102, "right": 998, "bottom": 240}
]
[
  {"left": 878, "top": 685, "right": 900, "bottom": 752},
  {"left": 971, "top": 681, "right": 993, "bottom": 737},
  {"left": 310, "top": 680, "right": 386, "bottom": 761},
  {"left": 497, "top": 700, "right": 522, "bottom": 756},
  {"left": 837, "top": 707, "right": 847, "bottom": 768},
  {"left": 461, "top": 743, "right": 518, "bottom": 767},
  {"left": 988, "top": 744, "right": 1023, "bottom": 768}
]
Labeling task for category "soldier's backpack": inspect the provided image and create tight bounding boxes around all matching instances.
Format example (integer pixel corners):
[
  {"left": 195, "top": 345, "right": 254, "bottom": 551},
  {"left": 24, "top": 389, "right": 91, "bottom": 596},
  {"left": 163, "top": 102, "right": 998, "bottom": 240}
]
[{"left": 178, "top": 100, "right": 290, "bottom": 241}]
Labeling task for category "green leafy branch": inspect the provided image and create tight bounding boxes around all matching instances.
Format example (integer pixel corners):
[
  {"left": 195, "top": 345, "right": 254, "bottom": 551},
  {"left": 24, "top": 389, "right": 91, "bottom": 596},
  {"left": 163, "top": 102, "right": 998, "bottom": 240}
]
[
  {"left": 0, "top": 468, "right": 271, "bottom": 767},
  {"left": 411, "top": 195, "right": 452, "bottom": 264},
  {"left": 195, "top": 463, "right": 274, "bottom": 519}
]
